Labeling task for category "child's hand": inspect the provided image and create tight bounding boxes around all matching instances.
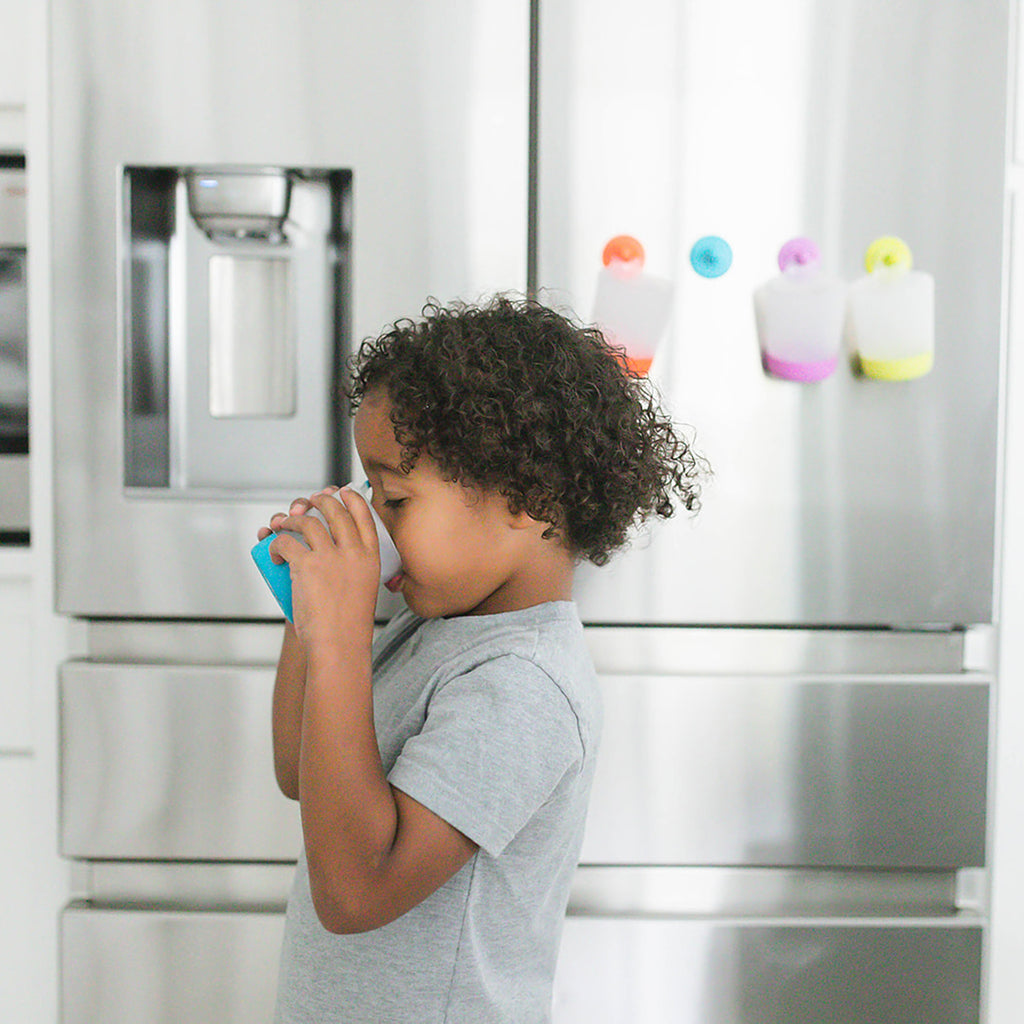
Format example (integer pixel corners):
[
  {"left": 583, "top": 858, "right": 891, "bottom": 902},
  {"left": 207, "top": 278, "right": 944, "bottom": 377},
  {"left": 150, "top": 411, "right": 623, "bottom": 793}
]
[
  {"left": 256, "top": 496, "right": 315, "bottom": 555},
  {"left": 270, "top": 486, "right": 380, "bottom": 652},
  {"left": 257, "top": 496, "right": 316, "bottom": 539}
]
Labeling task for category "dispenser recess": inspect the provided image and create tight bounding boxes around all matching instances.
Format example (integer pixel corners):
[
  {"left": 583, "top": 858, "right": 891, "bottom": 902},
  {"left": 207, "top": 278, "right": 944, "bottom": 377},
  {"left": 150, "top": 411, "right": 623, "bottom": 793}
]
[{"left": 122, "top": 165, "right": 352, "bottom": 494}]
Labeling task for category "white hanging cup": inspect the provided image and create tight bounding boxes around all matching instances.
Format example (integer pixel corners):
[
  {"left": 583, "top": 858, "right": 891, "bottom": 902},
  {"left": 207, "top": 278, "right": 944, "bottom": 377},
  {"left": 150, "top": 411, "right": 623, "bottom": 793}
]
[
  {"left": 592, "top": 235, "right": 673, "bottom": 375},
  {"left": 753, "top": 237, "right": 847, "bottom": 382},
  {"left": 847, "top": 236, "right": 935, "bottom": 381}
]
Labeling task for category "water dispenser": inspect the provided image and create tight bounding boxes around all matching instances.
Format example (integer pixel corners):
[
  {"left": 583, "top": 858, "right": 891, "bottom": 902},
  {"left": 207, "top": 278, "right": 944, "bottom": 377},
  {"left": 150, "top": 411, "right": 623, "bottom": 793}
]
[{"left": 122, "top": 165, "right": 352, "bottom": 494}]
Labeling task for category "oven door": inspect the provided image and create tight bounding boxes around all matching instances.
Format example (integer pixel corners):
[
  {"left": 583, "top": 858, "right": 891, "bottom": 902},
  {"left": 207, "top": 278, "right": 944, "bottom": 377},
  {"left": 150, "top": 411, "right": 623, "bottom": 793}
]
[{"left": 0, "top": 164, "right": 28, "bottom": 541}]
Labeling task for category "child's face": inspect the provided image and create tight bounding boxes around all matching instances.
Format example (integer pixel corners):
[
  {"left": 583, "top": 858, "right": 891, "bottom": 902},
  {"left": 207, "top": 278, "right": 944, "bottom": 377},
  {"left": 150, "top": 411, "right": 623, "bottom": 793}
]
[{"left": 353, "top": 388, "right": 545, "bottom": 618}]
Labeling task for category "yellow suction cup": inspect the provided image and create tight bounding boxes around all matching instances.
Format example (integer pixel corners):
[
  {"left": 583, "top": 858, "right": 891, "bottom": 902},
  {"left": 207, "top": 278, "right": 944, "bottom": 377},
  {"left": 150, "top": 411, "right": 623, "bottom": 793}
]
[{"left": 864, "top": 236, "right": 913, "bottom": 273}]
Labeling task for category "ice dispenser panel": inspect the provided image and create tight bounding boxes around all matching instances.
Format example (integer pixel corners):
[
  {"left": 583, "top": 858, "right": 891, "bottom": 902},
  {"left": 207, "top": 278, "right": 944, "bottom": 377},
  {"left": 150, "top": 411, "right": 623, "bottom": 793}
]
[
  {"left": 122, "top": 166, "right": 351, "bottom": 494},
  {"left": 208, "top": 255, "right": 294, "bottom": 418}
]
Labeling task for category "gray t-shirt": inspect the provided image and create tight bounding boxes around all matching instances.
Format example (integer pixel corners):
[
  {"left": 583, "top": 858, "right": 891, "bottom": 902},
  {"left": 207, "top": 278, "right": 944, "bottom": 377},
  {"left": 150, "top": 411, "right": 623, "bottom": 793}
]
[{"left": 274, "top": 601, "right": 602, "bottom": 1024}]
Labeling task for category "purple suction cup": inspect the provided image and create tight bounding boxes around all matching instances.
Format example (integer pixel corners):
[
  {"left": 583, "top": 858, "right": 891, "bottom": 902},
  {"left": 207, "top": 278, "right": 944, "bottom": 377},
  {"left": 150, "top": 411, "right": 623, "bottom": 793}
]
[{"left": 777, "top": 237, "right": 821, "bottom": 273}]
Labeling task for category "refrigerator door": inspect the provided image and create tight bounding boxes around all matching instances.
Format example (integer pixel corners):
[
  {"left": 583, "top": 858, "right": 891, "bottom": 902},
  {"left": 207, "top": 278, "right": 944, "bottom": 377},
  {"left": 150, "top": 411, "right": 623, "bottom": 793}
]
[
  {"left": 579, "top": 670, "right": 989, "bottom": 869},
  {"left": 60, "top": 632, "right": 989, "bottom": 869},
  {"left": 60, "top": 908, "right": 983, "bottom": 1024},
  {"left": 577, "top": 627, "right": 989, "bottom": 869},
  {"left": 50, "top": 0, "right": 529, "bottom": 618},
  {"left": 61, "top": 906, "right": 981, "bottom": 1024},
  {"left": 58, "top": 627, "right": 987, "bottom": 1020},
  {"left": 538, "top": 0, "right": 1008, "bottom": 626}
]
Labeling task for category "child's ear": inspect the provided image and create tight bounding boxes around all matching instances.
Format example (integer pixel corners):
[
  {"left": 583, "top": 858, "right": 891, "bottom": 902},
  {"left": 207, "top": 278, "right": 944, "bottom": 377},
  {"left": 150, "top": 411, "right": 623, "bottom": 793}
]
[
  {"left": 508, "top": 509, "right": 535, "bottom": 530},
  {"left": 507, "top": 507, "right": 552, "bottom": 535}
]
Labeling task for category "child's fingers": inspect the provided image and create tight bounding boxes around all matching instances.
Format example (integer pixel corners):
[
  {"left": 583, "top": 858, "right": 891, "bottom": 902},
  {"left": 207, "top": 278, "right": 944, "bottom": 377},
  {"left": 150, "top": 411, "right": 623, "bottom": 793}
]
[
  {"left": 258, "top": 496, "right": 313, "bottom": 541},
  {"left": 268, "top": 530, "right": 311, "bottom": 565},
  {"left": 338, "top": 485, "right": 378, "bottom": 547},
  {"left": 275, "top": 511, "right": 332, "bottom": 548},
  {"left": 313, "top": 487, "right": 378, "bottom": 554}
]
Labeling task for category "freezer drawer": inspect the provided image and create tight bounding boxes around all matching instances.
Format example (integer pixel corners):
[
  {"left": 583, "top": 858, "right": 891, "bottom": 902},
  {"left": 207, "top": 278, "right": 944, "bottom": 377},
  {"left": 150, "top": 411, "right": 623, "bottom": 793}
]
[
  {"left": 552, "top": 917, "right": 982, "bottom": 1024},
  {"left": 581, "top": 673, "right": 989, "bottom": 868},
  {"left": 60, "top": 661, "right": 301, "bottom": 860},
  {"left": 61, "top": 903, "right": 982, "bottom": 1024},
  {"left": 62, "top": 904, "right": 284, "bottom": 1024},
  {"left": 61, "top": 660, "right": 988, "bottom": 868}
]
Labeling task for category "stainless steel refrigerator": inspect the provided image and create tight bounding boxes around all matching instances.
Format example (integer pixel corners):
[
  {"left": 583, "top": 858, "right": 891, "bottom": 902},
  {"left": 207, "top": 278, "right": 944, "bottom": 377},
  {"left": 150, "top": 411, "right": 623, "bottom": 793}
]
[{"left": 53, "top": 1, "right": 1006, "bottom": 1021}]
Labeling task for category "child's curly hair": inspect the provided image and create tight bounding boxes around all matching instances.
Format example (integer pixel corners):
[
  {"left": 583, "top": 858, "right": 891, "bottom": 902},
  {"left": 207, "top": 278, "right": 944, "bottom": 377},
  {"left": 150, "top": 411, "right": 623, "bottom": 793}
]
[{"left": 345, "top": 295, "right": 706, "bottom": 566}]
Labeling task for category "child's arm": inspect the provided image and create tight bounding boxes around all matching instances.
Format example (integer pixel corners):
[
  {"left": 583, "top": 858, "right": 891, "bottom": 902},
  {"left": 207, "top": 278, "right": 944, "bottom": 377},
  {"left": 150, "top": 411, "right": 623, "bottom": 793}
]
[
  {"left": 300, "top": 642, "right": 478, "bottom": 933},
  {"left": 260, "top": 502, "right": 311, "bottom": 801},
  {"left": 271, "top": 622, "right": 306, "bottom": 800},
  {"left": 271, "top": 489, "right": 478, "bottom": 934}
]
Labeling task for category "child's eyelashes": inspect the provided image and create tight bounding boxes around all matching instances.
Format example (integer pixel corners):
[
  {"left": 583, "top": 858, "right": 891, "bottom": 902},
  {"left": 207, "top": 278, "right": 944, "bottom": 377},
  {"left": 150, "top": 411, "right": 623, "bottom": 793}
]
[{"left": 382, "top": 498, "right": 407, "bottom": 509}]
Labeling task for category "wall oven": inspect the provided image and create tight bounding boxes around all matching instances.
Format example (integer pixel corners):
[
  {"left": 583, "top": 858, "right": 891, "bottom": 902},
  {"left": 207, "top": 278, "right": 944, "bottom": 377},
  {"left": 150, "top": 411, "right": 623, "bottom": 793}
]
[{"left": 0, "top": 155, "right": 27, "bottom": 542}]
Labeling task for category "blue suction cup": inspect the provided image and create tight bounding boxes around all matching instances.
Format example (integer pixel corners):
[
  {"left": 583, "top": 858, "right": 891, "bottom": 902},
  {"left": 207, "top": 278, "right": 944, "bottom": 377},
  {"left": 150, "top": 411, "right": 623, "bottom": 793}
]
[{"left": 690, "top": 235, "right": 733, "bottom": 278}]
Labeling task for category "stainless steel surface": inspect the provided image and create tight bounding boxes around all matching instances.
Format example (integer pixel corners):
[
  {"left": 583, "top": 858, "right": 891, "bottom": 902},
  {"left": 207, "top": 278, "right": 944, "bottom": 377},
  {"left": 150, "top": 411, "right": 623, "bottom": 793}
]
[
  {"left": 84, "top": 619, "right": 286, "bottom": 665},
  {"left": 581, "top": 670, "right": 989, "bottom": 868},
  {"left": 567, "top": 866, "right": 971, "bottom": 919},
  {"left": 582, "top": 625, "right": 969, "bottom": 676},
  {"left": 79, "top": 862, "right": 294, "bottom": 912},
  {"left": 61, "top": 639, "right": 989, "bottom": 870},
  {"left": 81, "top": 619, "right": 970, "bottom": 671},
  {"left": 0, "top": 251, "right": 26, "bottom": 405},
  {"left": 0, "top": 451, "right": 28, "bottom": 535},
  {"left": 62, "top": 905, "right": 285, "bottom": 1024},
  {"left": 552, "top": 918, "right": 982, "bottom": 1024},
  {"left": 52, "top": 0, "right": 530, "bottom": 617},
  {"left": 539, "top": 0, "right": 1008, "bottom": 626},
  {"left": 60, "top": 892, "right": 983, "bottom": 1024},
  {"left": 78, "top": 860, "right": 978, "bottom": 920},
  {"left": 60, "top": 661, "right": 300, "bottom": 860},
  {"left": 52, "top": 3, "right": 1002, "bottom": 1021}
]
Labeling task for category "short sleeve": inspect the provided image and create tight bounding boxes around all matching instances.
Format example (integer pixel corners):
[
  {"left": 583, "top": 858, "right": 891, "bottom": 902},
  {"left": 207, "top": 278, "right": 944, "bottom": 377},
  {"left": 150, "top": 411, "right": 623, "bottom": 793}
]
[{"left": 386, "top": 655, "right": 583, "bottom": 856}]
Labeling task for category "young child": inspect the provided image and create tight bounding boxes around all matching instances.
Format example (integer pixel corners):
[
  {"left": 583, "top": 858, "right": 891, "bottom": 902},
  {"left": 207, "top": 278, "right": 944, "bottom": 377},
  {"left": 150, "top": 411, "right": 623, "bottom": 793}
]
[{"left": 258, "top": 295, "right": 703, "bottom": 1023}]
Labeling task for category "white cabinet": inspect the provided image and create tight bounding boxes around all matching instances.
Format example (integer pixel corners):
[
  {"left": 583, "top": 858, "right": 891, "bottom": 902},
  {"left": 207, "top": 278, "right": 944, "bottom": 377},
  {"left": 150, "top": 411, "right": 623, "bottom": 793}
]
[
  {"left": 0, "top": 0, "right": 28, "bottom": 150},
  {"left": 0, "top": 573, "right": 32, "bottom": 751},
  {"left": 0, "top": 755, "right": 36, "bottom": 1021},
  {"left": 0, "top": 565, "right": 36, "bottom": 1022},
  {"left": 990, "top": 13, "right": 1024, "bottom": 1019},
  {"left": 0, "top": 0, "right": 28, "bottom": 107},
  {"left": 990, "top": 195, "right": 1024, "bottom": 1023}
]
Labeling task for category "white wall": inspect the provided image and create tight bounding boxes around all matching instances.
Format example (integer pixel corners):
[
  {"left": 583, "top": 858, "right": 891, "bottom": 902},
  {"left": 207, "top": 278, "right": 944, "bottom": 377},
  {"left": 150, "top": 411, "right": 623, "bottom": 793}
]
[
  {"left": 0, "top": 0, "right": 25, "bottom": 149},
  {"left": 988, "top": 11, "right": 1024, "bottom": 1021},
  {"left": 0, "top": 3, "right": 79, "bottom": 1023},
  {"left": 0, "top": 0, "right": 27, "bottom": 109}
]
